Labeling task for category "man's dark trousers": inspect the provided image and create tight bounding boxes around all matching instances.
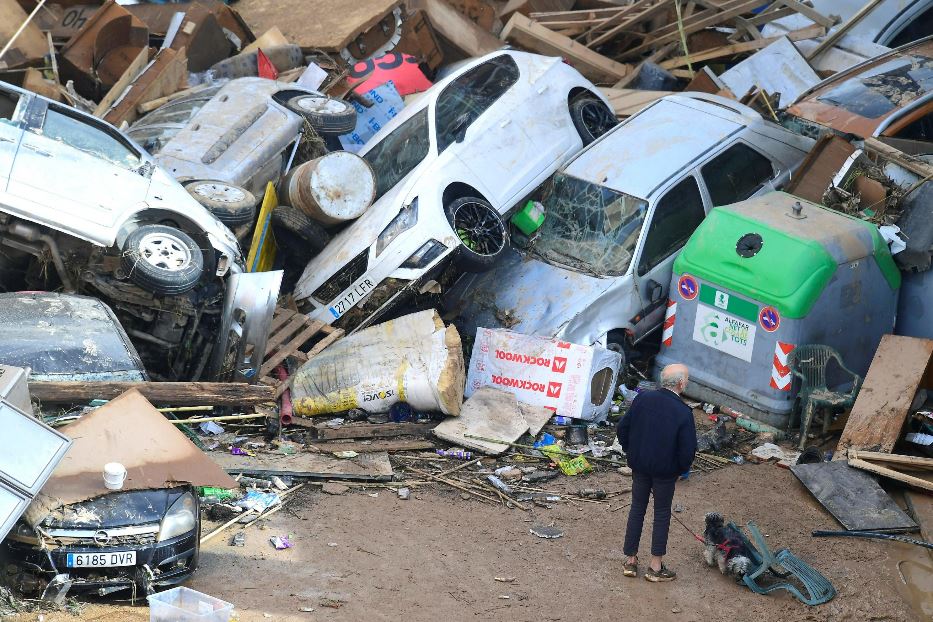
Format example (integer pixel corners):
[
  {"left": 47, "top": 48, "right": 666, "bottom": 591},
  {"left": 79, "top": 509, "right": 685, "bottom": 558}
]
[{"left": 623, "top": 471, "right": 678, "bottom": 556}]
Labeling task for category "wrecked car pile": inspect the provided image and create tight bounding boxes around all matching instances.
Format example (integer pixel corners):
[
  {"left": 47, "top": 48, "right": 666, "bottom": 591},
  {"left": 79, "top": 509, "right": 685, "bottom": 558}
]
[{"left": 0, "top": 0, "right": 931, "bottom": 618}]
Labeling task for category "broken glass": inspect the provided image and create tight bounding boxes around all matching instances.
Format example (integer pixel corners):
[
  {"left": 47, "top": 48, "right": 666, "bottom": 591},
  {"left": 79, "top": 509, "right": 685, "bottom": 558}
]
[
  {"left": 363, "top": 108, "right": 430, "bottom": 201},
  {"left": 818, "top": 54, "right": 933, "bottom": 119},
  {"left": 534, "top": 173, "right": 648, "bottom": 276},
  {"left": 39, "top": 108, "right": 142, "bottom": 170}
]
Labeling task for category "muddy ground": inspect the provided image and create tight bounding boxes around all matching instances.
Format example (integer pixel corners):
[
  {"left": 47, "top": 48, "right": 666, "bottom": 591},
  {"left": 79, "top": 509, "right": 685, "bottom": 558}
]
[{"left": 5, "top": 459, "right": 932, "bottom": 622}]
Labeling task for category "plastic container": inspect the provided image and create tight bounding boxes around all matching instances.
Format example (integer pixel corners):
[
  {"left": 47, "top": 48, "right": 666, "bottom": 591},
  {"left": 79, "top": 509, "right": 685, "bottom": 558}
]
[
  {"left": 510, "top": 200, "right": 545, "bottom": 236},
  {"left": 148, "top": 587, "right": 234, "bottom": 622}
]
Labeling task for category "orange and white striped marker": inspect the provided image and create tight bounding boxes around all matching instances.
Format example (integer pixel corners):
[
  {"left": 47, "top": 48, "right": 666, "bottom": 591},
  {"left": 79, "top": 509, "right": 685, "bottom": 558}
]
[
  {"left": 770, "top": 341, "right": 794, "bottom": 391},
  {"left": 662, "top": 299, "right": 676, "bottom": 347}
]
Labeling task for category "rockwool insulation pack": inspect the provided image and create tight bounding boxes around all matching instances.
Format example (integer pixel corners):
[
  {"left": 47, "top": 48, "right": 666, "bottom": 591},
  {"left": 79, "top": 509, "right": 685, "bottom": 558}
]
[
  {"left": 291, "top": 310, "right": 465, "bottom": 417},
  {"left": 466, "top": 328, "right": 622, "bottom": 422}
]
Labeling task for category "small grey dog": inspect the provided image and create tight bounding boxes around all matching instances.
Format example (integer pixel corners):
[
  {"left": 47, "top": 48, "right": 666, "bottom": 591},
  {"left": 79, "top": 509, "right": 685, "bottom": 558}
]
[{"left": 703, "top": 512, "right": 754, "bottom": 579}]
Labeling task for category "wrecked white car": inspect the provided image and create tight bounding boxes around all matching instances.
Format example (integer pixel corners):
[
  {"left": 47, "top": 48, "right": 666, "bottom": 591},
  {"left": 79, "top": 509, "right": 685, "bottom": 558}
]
[
  {"left": 445, "top": 94, "right": 814, "bottom": 362},
  {"left": 128, "top": 77, "right": 356, "bottom": 227},
  {"left": 292, "top": 50, "right": 617, "bottom": 330}
]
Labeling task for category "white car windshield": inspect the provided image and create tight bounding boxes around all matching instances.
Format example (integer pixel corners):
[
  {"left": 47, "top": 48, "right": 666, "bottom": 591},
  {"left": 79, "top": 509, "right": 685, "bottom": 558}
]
[
  {"left": 534, "top": 173, "right": 647, "bottom": 277},
  {"left": 363, "top": 109, "right": 430, "bottom": 200}
]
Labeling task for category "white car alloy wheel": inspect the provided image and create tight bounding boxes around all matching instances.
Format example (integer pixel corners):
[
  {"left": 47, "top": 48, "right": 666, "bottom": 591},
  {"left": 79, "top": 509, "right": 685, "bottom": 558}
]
[
  {"left": 192, "top": 182, "right": 247, "bottom": 204},
  {"left": 138, "top": 231, "right": 193, "bottom": 272},
  {"left": 293, "top": 96, "right": 350, "bottom": 115}
]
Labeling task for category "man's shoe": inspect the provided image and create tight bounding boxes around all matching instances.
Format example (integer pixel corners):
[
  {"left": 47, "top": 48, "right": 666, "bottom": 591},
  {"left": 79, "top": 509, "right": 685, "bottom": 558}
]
[
  {"left": 645, "top": 565, "right": 677, "bottom": 582},
  {"left": 623, "top": 558, "right": 638, "bottom": 578}
]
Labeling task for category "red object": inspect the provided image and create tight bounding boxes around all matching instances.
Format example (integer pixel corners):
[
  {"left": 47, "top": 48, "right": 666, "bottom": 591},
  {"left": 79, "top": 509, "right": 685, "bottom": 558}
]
[
  {"left": 275, "top": 366, "right": 293, "bottom": 425},
  {"left": 346, "top": 52, "right": 431, "bottom": 96},
  {"left": 257, "top": 48, "right": 278, "bottom": 80}
]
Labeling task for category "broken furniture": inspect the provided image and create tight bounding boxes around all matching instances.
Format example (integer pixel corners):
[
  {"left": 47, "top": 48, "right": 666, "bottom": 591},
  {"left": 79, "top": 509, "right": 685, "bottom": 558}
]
[
  {"left": 258, "top": 306, "right": 345, "bottom": 398},
  {"left": 742, "top": 521, "right": 836, "bottom": 606},
  {"left": 835, "top": 335, "right": 933, "bottom": 459},
  {"left": 658, "top": 193, "right": 900, "bottom": 428},
  {"left": 787, "top": 344, "right": 861, "bottom": 450}
]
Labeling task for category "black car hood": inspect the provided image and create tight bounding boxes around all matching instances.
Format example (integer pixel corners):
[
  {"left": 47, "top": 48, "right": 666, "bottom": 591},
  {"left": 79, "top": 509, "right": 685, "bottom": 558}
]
[{"left": 41, "top": 488, "right": 188, "bottom": 529}]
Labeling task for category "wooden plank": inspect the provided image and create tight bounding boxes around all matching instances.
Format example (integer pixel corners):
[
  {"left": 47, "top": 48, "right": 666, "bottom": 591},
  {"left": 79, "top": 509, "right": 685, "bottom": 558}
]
[
  {"left": 530, "top": 7, "right": 626, "bottom": 23},
  {"left": 848, "top": 457, "right": 933, "bottom": 493},
  {"left": 584, "top": 0, "right": 673, "bottom": 49},
  {"left": 500, "top": 12, "right": 630, "bottom": 82},
  {"left": 296, "top": 327, "right": 345, "bottom": 363},
  {"left": 771, "top": 0, "right": 836, "bottom": 28},
  {"left": 92, "top": 46, "right": 148, "bottom": 117},
  {"left": 865, "top": 137, "right": 933, "bottom": 180},
  {"left": 835, "top": 335, "right": 933, "bottom": 458},
  {"left": 211, "top": 449, "right": 395, "bottom": 481},
  {"left": 259, "top": 322, "right": 325, "bottom": 377},
  {"left": 659, "top": 24, "right": 824, "bottom": 68},
  {"left": 30, "top": 381, "right": 275, "bottom": 406},
  {"left": 413, "top": 0, "right": 502, "bottom": 57},
  {"left": 310, "top": 422, "right": 438, "bottom": 440},
  {"left": 103, "top": 46, "right": 187, "bottom": 126},
  {"left": 806, "top": 0, "right": 885, "bottom": 61},
  {"left": 264, "top": 315, "right": 308, "bottom": 356},
  {"left": 618, "top": 0, "right": 764, "bottom": 59},
  {"left": 307, "top": 439, "right": 436, "bottom": 453},
  {"left": 0, "top": 0, "right": 49, "bottom": 68},
  {"left": 904, "top": 491, "right": 933, "bottom": 560},
  {"left": 599, "top": 87, "right": 673, "bottom": 117},
  {"left": 851, "top": 450, "right": 933, "bottom": 471}
]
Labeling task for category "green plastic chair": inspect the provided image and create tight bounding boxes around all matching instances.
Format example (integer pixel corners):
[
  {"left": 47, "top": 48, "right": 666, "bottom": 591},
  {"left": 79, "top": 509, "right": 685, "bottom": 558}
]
[
  {"left": 787, "top": 345, "right": 862, "bottom": 450},
  {"left": 741, "top": 522, "right": 836, "bottom": 606}
]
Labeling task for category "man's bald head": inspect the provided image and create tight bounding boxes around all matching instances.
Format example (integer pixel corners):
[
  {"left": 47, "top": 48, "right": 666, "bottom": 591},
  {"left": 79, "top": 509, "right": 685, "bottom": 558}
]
[{"left": 659, "top": 364, "right": 689, "bottom": 394}]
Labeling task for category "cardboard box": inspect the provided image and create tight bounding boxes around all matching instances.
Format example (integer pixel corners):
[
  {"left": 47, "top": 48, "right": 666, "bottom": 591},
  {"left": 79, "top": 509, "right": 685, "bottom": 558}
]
[{"left": 466, "top": 328, "right": 622, "bottom": 422}]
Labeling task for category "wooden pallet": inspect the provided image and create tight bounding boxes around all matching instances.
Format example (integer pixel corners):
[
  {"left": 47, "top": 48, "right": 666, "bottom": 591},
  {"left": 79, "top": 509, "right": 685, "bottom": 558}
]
[{"left": 260, "top": 307, "right": 344, "bottom": 397}]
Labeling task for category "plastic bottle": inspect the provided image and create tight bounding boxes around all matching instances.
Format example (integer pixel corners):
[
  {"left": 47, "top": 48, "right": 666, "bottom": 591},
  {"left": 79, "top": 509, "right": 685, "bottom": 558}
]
[
  {"left": 436, "top": 449, "right": 473, "bottom": 460},
  {"left": 551, "top": 416, "right": 573, "bottom": 425}
]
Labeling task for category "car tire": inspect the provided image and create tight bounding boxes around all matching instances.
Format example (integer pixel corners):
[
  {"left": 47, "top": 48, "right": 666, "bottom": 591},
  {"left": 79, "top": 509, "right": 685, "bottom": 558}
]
[
  {"left": 121, "top": 225, "right": 204, "bottom": 296},
  {"left": 271, "top": 205, "right": 331, "bottom": 261},
  {"left": 186, "top": 181, "right": 257, "bottom": 227},
  {"left": 285, "top": 94, "right": 357, "bottom": 136},
  {"left": 445, "top": 196, "right": 509, "bottom": 273},
  {"left": 570, "top": 94, "right": 618, "bottom": 146}
]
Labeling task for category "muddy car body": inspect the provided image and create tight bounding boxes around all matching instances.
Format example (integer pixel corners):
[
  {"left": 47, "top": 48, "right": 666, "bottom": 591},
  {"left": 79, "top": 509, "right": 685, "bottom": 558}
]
[
  {"left": 4, "top": 487, "right": 200, "bottom": 601},
  {"left": 787, "top": 36, "right": 933, "bottom": 154},
  {"left": 128, "top": 77, "right": 356, "bottom": 222},
  {"left": 293, "top": 50, "right": 616, "bottom": 330},
  {"left": 445, "top": 94, "right": 814, "bottom": 359}
]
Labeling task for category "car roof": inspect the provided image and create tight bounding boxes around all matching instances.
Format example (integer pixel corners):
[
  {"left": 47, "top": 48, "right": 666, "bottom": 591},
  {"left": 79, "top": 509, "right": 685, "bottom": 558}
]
[
  {"left": 562, "top": 94, "right": 755, "bottom": 200},
  {"left": 788, "top": 35, "right": 933, "bottom": 137}
]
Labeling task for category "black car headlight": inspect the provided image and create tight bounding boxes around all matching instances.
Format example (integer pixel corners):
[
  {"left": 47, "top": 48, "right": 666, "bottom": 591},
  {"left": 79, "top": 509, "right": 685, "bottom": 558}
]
[
  {"left": 375, "top": 198, "right": 418, "bottom": 257},
  {"left": 401, "top": 239, "right": 446, "bottom": 269},
  {"left": 158, "top": 492, "right": 197, "bottom": 542}
]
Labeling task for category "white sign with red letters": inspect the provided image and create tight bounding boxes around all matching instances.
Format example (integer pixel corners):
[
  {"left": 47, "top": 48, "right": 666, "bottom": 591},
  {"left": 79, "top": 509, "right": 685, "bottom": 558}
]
[{"left": 466, "top": 328, "right": 622, "bottom": 421}]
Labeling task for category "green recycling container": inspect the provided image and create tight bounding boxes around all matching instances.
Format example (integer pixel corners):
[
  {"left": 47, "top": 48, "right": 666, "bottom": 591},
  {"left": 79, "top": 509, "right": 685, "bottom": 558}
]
[{"left": 656, "top": 192, "right": 900, "bottom": 427}]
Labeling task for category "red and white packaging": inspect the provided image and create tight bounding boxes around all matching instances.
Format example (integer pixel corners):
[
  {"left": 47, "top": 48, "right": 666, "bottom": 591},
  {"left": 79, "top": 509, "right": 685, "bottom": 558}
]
[{"left": 466, "top": 328, "right": 622, "bottom": 421}]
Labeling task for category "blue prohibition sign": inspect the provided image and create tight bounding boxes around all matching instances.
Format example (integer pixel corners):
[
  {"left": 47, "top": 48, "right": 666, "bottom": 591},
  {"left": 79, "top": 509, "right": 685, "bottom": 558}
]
[
  {"left": 678, "top": 275, "right": 698, "bottom": 300},
  {"left": 759, "top": 306, "right": 780, "bottom": 332}
]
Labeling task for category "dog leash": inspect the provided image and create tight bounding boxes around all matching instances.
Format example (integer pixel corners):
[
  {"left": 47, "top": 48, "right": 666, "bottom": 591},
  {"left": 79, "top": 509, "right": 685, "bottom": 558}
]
[{"left": 671, "top": 512, "right": 707, "bottom": 545}]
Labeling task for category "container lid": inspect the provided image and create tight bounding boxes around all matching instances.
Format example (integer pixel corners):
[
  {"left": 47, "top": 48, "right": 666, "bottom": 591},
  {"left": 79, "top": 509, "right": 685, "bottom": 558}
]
[{"left": 673, "top": 192, "right": 899, "bottom": 318}]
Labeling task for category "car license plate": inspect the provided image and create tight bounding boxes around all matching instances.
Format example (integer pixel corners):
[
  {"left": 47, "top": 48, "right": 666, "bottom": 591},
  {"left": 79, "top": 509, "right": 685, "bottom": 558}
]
[
  {"left": 66, "top": 551, "right": 136, "bottom": 568},
  {"left": 328, "top": 275, "right": 376, "bottom": 319}
]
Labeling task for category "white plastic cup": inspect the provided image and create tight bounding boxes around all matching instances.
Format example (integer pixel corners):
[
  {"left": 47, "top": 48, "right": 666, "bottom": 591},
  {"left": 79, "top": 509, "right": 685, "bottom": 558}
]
[{"left": 103, "top": 462, "right": 127, "bottom": 490}]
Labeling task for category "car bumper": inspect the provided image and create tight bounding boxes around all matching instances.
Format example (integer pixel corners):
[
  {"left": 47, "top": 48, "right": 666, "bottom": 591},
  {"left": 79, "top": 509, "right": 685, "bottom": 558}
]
[{"left": 3, "top": 530, "right": 198, "bottom": 597}]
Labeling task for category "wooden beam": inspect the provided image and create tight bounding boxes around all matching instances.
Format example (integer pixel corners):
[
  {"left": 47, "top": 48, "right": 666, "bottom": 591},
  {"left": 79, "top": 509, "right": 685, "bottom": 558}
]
[
  {"left": 584, "top": 0, "right": 673, "bottom": 49},
  {"left": 92, "top": 47, "right": 149, "bottom": 118},
  {"left": 772, "top": 0, "right": 836, "bottom": 28},
  {"left": 848, "top": 457, "right": 933, "bottom": 493},
  {"left": 850, "top": 450, "right": 933, "bottom": 471},
  {"left": 307, "top": 439, "right": 436, "bottom": 453},
  {"left": 501, "top": 12, "right": 631, "bottom": 82},
  {"left": 806, "top": 0, "right": 885, "bottom": 61},
  {"left": 30, "top": 381, "right": 276, "bottom": 406},
  {"left": 309, "top": 422, "right": 438, "bottom": 440},
  {"left": 865, "top": 137, "right": 933, "bottom": 179},
  {"left": 599, "top": 87, "right": 673, "bottom": 117},
  {"left": 417, "top": 0, "right": 502, "bottom": 57},
  {"left": 660, "top": 24, "right": 824, "bottom": 69}
]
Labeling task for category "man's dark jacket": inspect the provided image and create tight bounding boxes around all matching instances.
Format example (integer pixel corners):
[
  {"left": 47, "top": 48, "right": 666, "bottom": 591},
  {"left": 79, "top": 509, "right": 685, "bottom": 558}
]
[{"left": 617, "top": 388, "right": 697, "bottom": 477}]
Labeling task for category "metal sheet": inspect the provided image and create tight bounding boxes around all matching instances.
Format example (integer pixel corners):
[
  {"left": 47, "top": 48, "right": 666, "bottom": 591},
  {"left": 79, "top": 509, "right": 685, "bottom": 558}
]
[
  {"left": 791, "top": 461, "right": 918, "bottom": 532},
  {"left": 0, "top": 479, "right": 30, "bottom": 542},
  {"left": 0, "top": 399, "right": 71, "bottom": 497}
]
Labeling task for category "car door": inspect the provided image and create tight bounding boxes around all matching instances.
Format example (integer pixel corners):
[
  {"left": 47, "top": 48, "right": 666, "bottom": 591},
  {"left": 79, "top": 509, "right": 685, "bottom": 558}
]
[
  {"left": 0, "top": 88, "right": 26, "bottom": 191},
  {"left": 8, "top": 101, "right": 150, "bottom": 237},
  {"left": 630, "top": 175, "right": 708, "bottom": 341},
  {"left": 435, "top": 54, "right": 544, "bottom": 210}
]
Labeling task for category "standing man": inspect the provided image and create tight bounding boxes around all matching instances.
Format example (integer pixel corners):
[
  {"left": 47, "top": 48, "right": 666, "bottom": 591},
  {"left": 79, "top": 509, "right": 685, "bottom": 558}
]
[{"left": 617, "top": 363, "right": 696, "bottom": 582}]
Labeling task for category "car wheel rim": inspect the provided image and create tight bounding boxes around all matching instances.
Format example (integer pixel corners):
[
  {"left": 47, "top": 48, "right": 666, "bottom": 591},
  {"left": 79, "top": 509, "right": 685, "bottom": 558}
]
[
  {"left": 580, "top": 101, "right": 615, "bottom": 139},
  {"left": 294, "top": 96, "right": 348, "bottom": 115},
  {"left": 452, "top": 201, "right": 505, "bottom": 257},
  {"left": 138, "top": 232, "right": 192, "bottom": 272},
  {"left": 193, "top": 182, "right": 246, "bottom": 204}
]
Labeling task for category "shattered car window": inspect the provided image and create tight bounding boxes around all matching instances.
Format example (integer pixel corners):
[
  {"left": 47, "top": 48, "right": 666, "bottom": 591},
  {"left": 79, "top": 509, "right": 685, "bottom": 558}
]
[
  {"left": 435, "top": 54, "right": 519, "bottom": 153},
  {"left": 126, "top": 125, "right": 179, "bottom": 155},
  {"left": 817, "top": 54, "right": 933, "bottom": 119},
  {"left": 39, "top": 108, "right": 142, "bottom": 170},
  {"left": 534, "top": 173, "right": 648, "bottom": 276},
  {"left": 363, "top": 108, "right": 430, "bottom": 200}
]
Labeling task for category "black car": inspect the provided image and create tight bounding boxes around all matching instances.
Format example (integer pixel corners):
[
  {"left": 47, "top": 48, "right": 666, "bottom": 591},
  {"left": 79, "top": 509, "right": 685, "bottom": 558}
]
[
  {"left": 0, "top": 293, "right": 200, "bottom": 601},
  {"left": 3, "top": 487, "right": 200, "bottom": 601}
]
